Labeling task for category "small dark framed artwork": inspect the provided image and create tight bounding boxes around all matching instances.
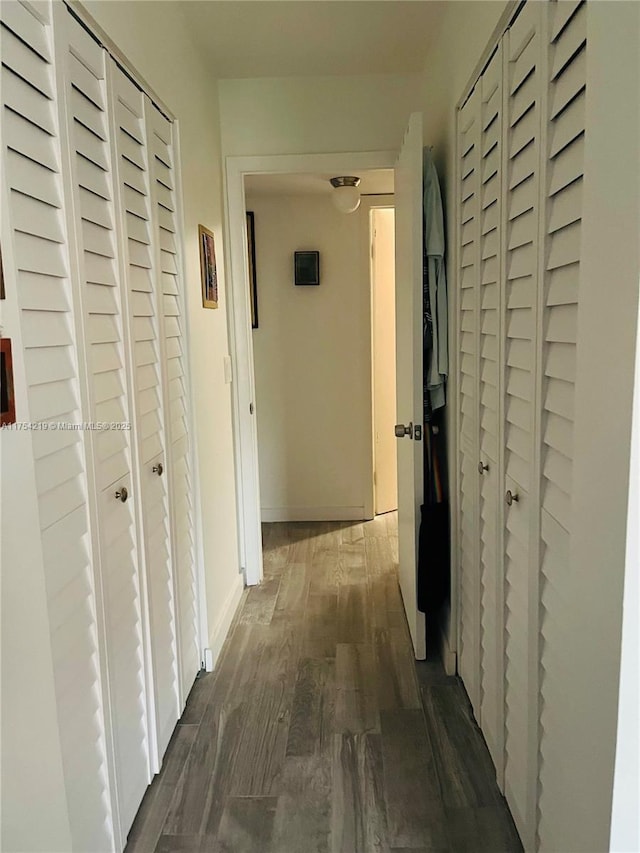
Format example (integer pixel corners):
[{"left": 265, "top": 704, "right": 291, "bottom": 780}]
[
  {"left": 198, "top": 224, "right": 218, "bottom": 309},
  {"left": 246, "top": 212, "right": 258, "bottom": 328},
  {"left": 1, "top": 338, "right": 16, "bottom": 426},
  {"left": 294, "top": 251, "right": 320, "bottom": 286}
]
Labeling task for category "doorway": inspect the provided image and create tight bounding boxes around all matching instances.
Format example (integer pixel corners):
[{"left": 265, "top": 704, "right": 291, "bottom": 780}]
[
  {"left": 371, "top": 206, "right": 398, "bottom": 517},
  {"left": 242, "top": 171, "right": 394, "bottom": 527}
]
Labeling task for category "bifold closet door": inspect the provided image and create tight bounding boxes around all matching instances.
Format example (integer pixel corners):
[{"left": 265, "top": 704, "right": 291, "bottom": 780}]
[
  {"left": 477, "top": 44, "right": 504, "bottom": 780},
  {"left": 502, "top": 2, "right": 543, "bottom": 842},
  {"left": 109, "top": 60, "right": 180, "bottom": 764},
  {"left": 537, "top": 2, "right": 586, "bottom": 849},
  {"left": 0, "top": 3, "right": 114, "bottom": 849},
  {"left": 145, "top": 102, "right": 200, "bottom": 702},
  {"left": 55, "top": 8, "right": 151, "bottom": 836},
  {"left": 456, "top": 84, "right": 482, "bottom": 718}
]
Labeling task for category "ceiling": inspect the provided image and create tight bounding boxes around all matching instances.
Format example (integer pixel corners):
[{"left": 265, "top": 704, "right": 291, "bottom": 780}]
[
  {"left": 245, "top": 169, "right": 394, "bottom": 197},
  {"left": 181, "top": 1, "right": 444, "bottom": 78}
]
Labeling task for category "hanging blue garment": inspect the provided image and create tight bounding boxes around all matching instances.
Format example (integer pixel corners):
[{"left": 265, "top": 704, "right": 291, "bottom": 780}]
[{"left": 423, "top": 148, "right": 448, "bottom": 412}]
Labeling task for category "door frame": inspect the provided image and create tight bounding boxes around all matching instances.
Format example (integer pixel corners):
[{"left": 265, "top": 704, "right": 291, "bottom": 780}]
[
  {"left": 224, "top": 151, "right": 396, "bottom": 585},
  {"left": 366, "top": 201, "right": 397, "bottom": 518}
]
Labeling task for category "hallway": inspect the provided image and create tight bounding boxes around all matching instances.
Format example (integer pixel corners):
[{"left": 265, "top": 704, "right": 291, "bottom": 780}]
[{"left": 125, "top": 515, "right": 521, "bottom": 852}]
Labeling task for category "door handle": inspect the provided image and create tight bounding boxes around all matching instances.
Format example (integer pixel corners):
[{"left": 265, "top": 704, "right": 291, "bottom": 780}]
[
  {"left": 115, "top": 486, "right": 129, "bottom": 503},
  {"left": 478, "top": 462, "right": 489, "bottom": 474},
  {"left": 505, "top": 490, "right": 519, "bottom": 507},
  {"left": 395, "top": 422, "right": 413, "bottom": 439},
  {"left": 153, "top": 462, "right": 164, "bottom": 476}
]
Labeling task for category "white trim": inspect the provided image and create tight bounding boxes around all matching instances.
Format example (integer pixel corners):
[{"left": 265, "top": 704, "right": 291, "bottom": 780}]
[
  {"left": 363, "top": 195, "right": 395, "bottom": 521},
  {"left": 438, "top": 613, "right": 457, "bottom": 677},
  {"left": 224, "top": 150, "right": 396, "bottom": 588},
  {"left": 261, "top": 506, "right": 367, "bottom": 523},
  {"left": 207, "top": 573, "right": 245, "bottom": 671}
]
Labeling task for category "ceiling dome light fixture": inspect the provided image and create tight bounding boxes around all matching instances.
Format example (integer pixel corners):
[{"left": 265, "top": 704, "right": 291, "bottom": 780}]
[{"left": 330, "top": 176, "right": 361, "bottom": 214}]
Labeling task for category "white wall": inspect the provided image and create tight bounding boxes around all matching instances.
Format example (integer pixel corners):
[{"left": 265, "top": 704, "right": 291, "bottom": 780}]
[
  {"left": 248, "top": 193, "right": 373, "bottom": 521},
  {"left": 610, "top": 277, "right": 640, "bottom": 853},
  {"left": 85, "top": 1, "right": 243, "bottom": 651},
  {"left": 372, "top": 207, "right": 398, "bottom": 515},
  {"left": 568, "top": 4, "right": 640, "bottom": 848},
  {"left": 219, "top": 73, "right": 424, "bottom": 157}
]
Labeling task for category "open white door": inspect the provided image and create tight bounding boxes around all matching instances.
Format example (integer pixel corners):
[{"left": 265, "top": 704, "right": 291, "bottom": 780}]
[{"left": 394, "top": 113, "right": 426, "bottom": 660}]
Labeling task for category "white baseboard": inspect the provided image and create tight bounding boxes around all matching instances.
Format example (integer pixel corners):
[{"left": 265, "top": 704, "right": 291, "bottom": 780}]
[
  {"left": 440, "top": 618, "right": 457, "bottom": 676},
  {"left": 206, "top": 572, "right": 244, "bottom": 671},
  {"left": 261, "top": 506, "right": 366, "bottom": 523}
]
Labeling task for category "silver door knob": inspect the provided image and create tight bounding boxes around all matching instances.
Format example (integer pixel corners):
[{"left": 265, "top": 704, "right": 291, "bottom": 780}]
[
  {"left": 505, "top": 490, "right": 519, "bottom": 506},
  {"left": 115, "top": 486, "right": 128, "bottom": 503},
  {"left": 478, "top": 462, "right": 489, "bottom": 474},
  {"left": 395, "top": 422, "right": 413, "bottom": 439},
  {"left": 153, "top": 462, "right": 164, "bottom": 476}
]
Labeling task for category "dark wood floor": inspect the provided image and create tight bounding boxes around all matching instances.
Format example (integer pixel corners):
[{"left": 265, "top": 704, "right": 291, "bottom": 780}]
[{"left": 125, "top": 514, "right": 522, "bottom": 852}]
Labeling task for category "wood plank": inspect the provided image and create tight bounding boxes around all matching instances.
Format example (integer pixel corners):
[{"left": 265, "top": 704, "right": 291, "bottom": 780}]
[
  {"left": 341, "top": 523, "right": 364, "bottom": 544},
  {"left": 286, "top": 658, "right": 335, "bottom": 757},
  {"left": 154, "top": 835, "right": 199, "bottom": 852},
  {"left": 199, "top": 705, "right": 247, "bottom": 838},
  {"left": 304, "top": 592, "right": 338, "bottom": 658},
  {"left": 272, "top": 755, "right": 331, "bottom": 853},
  {"left": 335, "top": 644, "right": 379, "bottom": 734},
  {"left": 373, "top": 628, "right": 422, "bottom": 711},
  {"left": 161, "top": 702, "right": 240, "bottom": 835},
  {"left": 422, "top": 683, "right": 501, "bottom": 809},
  {"left": 364, "top": 536, "right": 397, "bottom": 577},
  {"left": 272, "top": 562, "right": 309, "bottom": 624},
  {"left": 213, "top": 797, "right": 278, "bottom": 853},
  {"left": 179, "top": 673, "right": 215, "bottom": 726},
  {"left": 331, "top": 733, "right": 388, "bottom": 853},
  {"left": 238, "top": 576, "right": 281, "bottom": 625},
  {"left": 337, "top": 584, "right": 369, "bottom": 644},
  {"left": 380, "top": 709, "right": 447, "bottom": 849},
  {"left": 125, "top": 725, "right": 198, "bottom": 853},
  {"left": 444, "top": 805, "right": 523, "bottom": 852},
  {"left": 227, "top": 685, "right": 290, "bottom": 795}
]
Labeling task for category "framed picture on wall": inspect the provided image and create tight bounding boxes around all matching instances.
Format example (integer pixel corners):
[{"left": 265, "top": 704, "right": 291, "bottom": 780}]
[
  {"left": 246, "top": 211, "right": 258, "bottom": 328},
  {"left": 1, "top": 338, "right": 16, "bottom": 426},
  {"left": 294, "top": 251, "right": 320, "bottom": 286},
  {"left": 199, "top": 224, "right": 218, "bottom": 309}
]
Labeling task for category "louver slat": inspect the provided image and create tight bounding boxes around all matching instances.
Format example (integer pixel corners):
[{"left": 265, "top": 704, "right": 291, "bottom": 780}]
[
  {"left": 146, "top": 101, "right": 200, "bottom": 704},
  {"left": 538, "top": 5, "right": 586, "bottom": 849}
]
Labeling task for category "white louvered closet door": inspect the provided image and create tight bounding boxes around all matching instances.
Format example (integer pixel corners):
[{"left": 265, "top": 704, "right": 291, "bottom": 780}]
[
  {"left": 109, "top": 61, "right": 180, "bottom": 765},
  {"left": 0, "top": 4, "right": 114, "bottom": 850},
  {"left": 145, "top": 102, "right": 200, "bottom": 702},
  {"left": 502, "top": 3, "right": 544, "bottom": 842},
  {"left": 477, "top": 45, "right": 504, "bottom": 780},
  {"left": 55, "top": 8, "right": 151, "bottom": 837},
  {"left": 538, "top": 2, "right": 587, "bottom": 850},
  {"left": 456, "top": 85, "right": 482, "bottom": 718}
]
